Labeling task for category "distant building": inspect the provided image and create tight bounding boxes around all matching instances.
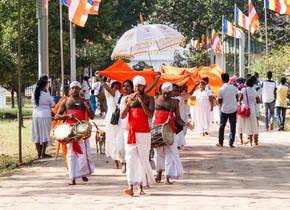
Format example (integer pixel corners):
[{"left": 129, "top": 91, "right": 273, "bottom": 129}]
[{"left": 129, "top": 48, "right": 183, "bottom": 71}]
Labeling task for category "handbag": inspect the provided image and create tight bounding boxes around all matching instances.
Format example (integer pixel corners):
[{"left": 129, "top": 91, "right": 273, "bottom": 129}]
[
  {"left": 237, "top": 89, "right": 251, "bottom": 118},
  {"left": 110, "top": 95, "right": 123, "bottom": 125}
]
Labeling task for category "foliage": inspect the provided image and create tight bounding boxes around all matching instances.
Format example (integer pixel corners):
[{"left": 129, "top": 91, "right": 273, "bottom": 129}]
[
  {"left": 251, "top": 44, "right": 290, "bottom": 79},
  {"left": 132, "top": 61, "right": 152, "bottom": 71},
  {"left": 150, "top": 0, "right": 290, "bottom": 67}
]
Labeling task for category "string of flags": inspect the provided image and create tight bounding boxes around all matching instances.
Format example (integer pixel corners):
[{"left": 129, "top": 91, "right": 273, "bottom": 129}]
[{"left": 193, "top": 0, "right": 290, "bottom": 53}]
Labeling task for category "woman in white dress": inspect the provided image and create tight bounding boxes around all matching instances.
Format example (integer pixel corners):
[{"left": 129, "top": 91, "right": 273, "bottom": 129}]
[
  {"left": 32, "top": 76, "right": 55, "bottom": 158},
  {"left": 99, "top": 76, "right": 122, "bottom": 169},
  {"left": 237, "top": 78, "right": 260, "bottom": 146},
  {"left": 191, "top": 81, "right": 213, "bottom": 136},
  {"left": 117, "top": 80, "right": 134, "bottom": 173}
]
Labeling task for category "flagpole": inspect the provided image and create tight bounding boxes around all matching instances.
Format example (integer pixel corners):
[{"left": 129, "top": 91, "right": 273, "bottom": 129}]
[
  {"left": 234, "top": 4, "right": 237, "bottom": 76},
  {"left": 264, "top": 0, "right": 269, "bottom": 71},
  {"left": 222, "top": 16, "right": 225, "bottom": 72},
  {"left": 17, "top": 0, "right": 23, "bottom": 164},
  {"left": 59, "top": 0, "right": 64, "bottom": 94},
  {"left": 70, "top": 22, "right": 76, "bottom": 81},
  {"left": 248, "top": 0, "right": 251, "bottom": 74}
]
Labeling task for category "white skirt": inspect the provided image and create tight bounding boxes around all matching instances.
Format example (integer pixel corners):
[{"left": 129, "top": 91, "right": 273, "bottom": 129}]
[
  {"left": 237, "top": 111, "right": 259, "bottom": 135},
  {"left": 32, "top": 117, "right": 52, "bottom": 144}
]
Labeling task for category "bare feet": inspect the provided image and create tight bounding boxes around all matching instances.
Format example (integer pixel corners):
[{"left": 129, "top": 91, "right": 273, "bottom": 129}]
[
  {"left": 155, "top": 171, "right": 162, "bottom": 183},
  {"left": 165, "top": 178, "right": 174, "bottom": 185},
  {"left": 41, "top": 153, "right": 52, "bottom": 158},
  {"left": 114, "top": 160, "right": 119, "bottom": 169},
  {"left": 121, "top": 163, "right": 126, "bottom": 174},
  {"left": 124, "top": 188, "right": 134, "bottom": 196},
  {"left": 82, "top": 176, "right": 88, "bottom": 182},
  {"left": 138, "top": 189, "right": 146, "bottom": 195},
  {"left": 69, "top": 179, "right": 76, "bottom": 185}
]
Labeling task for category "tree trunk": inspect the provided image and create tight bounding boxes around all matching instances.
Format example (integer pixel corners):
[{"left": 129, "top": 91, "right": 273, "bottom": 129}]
[{"left": 11, "top": 90, "right": 15, "bottom": 108}]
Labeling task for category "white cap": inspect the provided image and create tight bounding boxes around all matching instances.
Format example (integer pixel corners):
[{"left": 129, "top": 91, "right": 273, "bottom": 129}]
[
  {"left": 161, "top": 82, "right": 173, "bottom": 93},
  {"left": 70, "top": 81, "right": 81, "bottom": 89},
  {"left": 133, "top": 75, "right": 146, "bottom": 87}
]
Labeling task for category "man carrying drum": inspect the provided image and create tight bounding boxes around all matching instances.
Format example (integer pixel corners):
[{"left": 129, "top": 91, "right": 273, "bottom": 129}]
[
  {"left": 120, "top": 75, "right": 155, "bottom": 196},
  {"left": 153, "top": 82, "right": 192, "bottom": 184},
  {"left": 55, "top": 81, "right": 95, "bottom": 185}
]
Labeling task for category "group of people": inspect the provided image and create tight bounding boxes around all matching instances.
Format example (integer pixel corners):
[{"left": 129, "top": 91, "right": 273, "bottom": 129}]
[{"left": 31, "top": 69, "right": 289, "bottom": 195}]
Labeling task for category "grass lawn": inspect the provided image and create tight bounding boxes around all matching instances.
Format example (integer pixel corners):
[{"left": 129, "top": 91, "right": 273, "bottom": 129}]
[{"left": 0, "top": 119, "right": 36, "bottom": 174}]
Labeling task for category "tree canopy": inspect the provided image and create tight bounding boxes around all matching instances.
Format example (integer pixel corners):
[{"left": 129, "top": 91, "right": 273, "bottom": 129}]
[{"left": 0, "top": 0, "right": 289, "bottom": 91}]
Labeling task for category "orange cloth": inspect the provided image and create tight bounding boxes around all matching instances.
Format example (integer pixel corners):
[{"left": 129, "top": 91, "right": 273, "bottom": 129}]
[
  {"left": 51, "top": 96, "right": 68, "bottom": 168},
  {"left": 153, "top": 110, "right": 176, "bottom": 133},
  {"left": 126, "top": 108, "right": 150, "bottom": 144},
  {"left": 102, "top": 59, "right": 134, "bottom": 72},
  {"left": 160, "top": 64, "right": 223, "bottom": 87}
]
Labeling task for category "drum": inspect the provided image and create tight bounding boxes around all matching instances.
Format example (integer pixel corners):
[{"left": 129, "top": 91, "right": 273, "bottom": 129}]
[
  {"left": 73, "top": 121, "right": 92, "bottom": 140},
  {"left": 151, "top": 123, "right": 174, "bottom": 148},
  {"left": 53, "top": 123, "right": 73, "bottom": 143}
]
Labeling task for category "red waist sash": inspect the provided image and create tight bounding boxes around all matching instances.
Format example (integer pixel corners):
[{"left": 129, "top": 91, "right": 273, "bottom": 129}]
[
  {"left": 126, "top": 108, "right": 150, "bottom": 144},
  {"left": 66, "top": 109, "right": 88, "bottom": 155},
  {"left": 153, "top": 110, "right": 176, "bottom": 133}
]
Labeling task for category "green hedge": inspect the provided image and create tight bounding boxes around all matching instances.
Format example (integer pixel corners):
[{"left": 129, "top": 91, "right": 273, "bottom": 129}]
[{"left": 0, "top": 108, "right": 32, "bottom": 120}]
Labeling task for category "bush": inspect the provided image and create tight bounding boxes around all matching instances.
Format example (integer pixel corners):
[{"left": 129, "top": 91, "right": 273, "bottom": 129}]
[
  {"left": 0, "top": 108, "right": 32, "bottom": 120},
  {"left": 251, "top": 44, "right": 290, "bottom": 79}
]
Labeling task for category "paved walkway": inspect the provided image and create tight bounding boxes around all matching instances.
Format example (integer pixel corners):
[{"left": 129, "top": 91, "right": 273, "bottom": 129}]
[{"left": 1, "top": 119, "right": 290, "bottom": 210}]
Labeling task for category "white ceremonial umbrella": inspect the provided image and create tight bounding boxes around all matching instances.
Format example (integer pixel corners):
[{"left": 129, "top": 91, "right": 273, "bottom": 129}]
[{"left": 111, "top": 24, "right": 185, "bottom": 60}]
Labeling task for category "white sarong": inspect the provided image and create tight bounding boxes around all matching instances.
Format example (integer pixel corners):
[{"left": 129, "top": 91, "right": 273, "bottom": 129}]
[
  {"left": 66, "top": 140, "right": 95, "bottom": 179},
  {"left": 154, "top": 140, "right": 183, "bottom": 179},
  {"left": 124, "top": 131, "right": 155, "bottom": 187}
]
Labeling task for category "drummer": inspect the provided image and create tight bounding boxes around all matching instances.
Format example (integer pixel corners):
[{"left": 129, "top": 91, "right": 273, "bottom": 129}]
[
  {"left": 55, "top": 81, "right": 95, "bottom": 185},
  {"left": 153, "top": 82, "right": 192, "bottom": 184},
  {"left": 120, "top": 75, "right": 155, "bottom": 196}
]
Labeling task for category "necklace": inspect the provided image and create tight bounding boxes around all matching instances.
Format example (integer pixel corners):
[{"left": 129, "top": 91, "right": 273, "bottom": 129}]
[{"left": 71, "top": 97, "right": 81, "bottom": 106}]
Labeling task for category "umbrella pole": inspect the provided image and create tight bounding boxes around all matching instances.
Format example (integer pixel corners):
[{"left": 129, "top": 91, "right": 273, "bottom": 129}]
[{"left": 148, "top": 52, "right": 153, "bottom": 67}]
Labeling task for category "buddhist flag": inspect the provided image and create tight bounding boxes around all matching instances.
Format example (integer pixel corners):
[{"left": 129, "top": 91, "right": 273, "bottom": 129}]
[
  {"left": 211, "top": 30, "right": 222, "bottom": 54},
  {"left": 264, "top": 0, "right": 290, "bottom": 15},
  {"left": 223, "top": 17, "right": 244, "bottom": 39},
  {"left": 69, "top": 0, "right": 92, "bottom": 27},
  {"left": 248, "top": 0, "right": 260, "bottom": 34},
  {"left": 235, "top": 6, "right": 249, "bottom": 30},
  {"left": 193, "top": 38, "right": 200, "bottom": 49},
  {"left": 88, "top": 0, "right": 101, "bottom": 15},
  {"left": 201, "top": 34, "right": 207, "bottom": 46}
]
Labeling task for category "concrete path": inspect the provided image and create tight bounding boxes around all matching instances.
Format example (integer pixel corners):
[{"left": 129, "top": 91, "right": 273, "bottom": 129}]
[{"left": 1, "top": 119, "right": 290, "bottom": 210}]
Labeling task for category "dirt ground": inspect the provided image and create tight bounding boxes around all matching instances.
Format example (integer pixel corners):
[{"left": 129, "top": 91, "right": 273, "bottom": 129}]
[{"left": 0, "top": 118, "right": 290, "bottom": 210}]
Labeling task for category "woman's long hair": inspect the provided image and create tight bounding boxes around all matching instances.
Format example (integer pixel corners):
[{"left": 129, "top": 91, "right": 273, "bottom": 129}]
[{"left": 34, "top": 78, "right": 48, "bottom": 106}]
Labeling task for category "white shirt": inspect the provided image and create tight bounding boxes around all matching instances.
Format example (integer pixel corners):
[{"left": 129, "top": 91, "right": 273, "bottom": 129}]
[
  {"left": 32, "top": 91, "right": 55, "bottom": 118},
  {"left": 119, "top": 95, "right": 129, "bottom": 129},
  {"left": 218, "top": 83, "right": 238, "bottom": 114},
  {"left": 262, "top": 80, "right": 276, "bottom": 103},
  {"left": 240, "top": 87, "right": 257, "bottom": 111},
  {"left": 82, "top": 81, "right": 91, "bottom": 100},
  {"left": 93, "top": 82, "right": 101, "bottom": 96}
]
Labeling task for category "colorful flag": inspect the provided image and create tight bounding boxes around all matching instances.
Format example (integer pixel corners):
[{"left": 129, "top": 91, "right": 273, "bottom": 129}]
[
  {"left": 193, "top": 38, "right": 200, "bottom": 49},
  {"left": 223, "top": 17, "right": 244, "bottom": 39},
  {"left": 69, "top": 0, "right": 92, "bottom": 27},
  {"left": 248, "top": 0, "right": 260, "bottom": 34},
  {"left": 235, "top": 6, "right": 249, "bottom": 30},
  {"left": 211, "top": 30, "right": 222, "bottom": 54},
  {"left": 201, "top": 34, "right": 207, "bottom": 46},
  {"left": 88, "top": 0, "right": 101, "bottom": 15},
  {"left": 264, "top": 0, "right": 290, "bottom": 15}
]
